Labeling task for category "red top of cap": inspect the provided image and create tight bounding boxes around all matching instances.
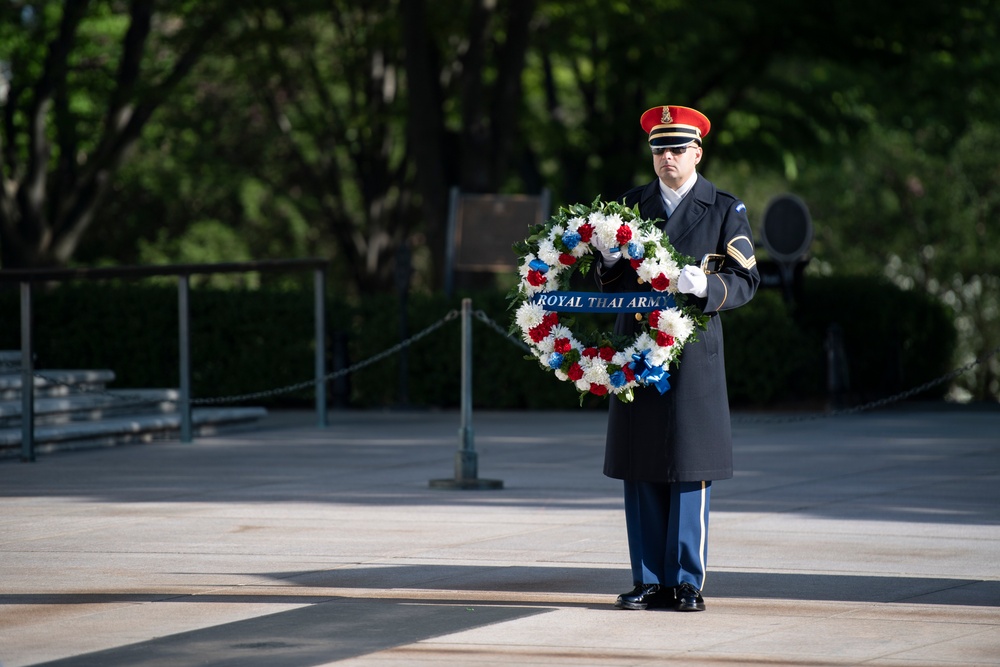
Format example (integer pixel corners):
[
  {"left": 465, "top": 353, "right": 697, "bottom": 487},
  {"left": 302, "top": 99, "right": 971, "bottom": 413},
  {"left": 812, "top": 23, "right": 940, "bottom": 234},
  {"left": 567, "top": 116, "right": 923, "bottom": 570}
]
[{"left": 640, "top": 106, "right": 711, "bottom": 145}]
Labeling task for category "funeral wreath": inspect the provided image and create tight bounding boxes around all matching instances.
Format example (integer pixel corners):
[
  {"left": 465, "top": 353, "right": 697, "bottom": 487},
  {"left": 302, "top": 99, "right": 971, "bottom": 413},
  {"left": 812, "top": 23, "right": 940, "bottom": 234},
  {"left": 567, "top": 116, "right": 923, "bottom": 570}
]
[{"left": 509, "top": 197, "right": 708, "bottom": 403}]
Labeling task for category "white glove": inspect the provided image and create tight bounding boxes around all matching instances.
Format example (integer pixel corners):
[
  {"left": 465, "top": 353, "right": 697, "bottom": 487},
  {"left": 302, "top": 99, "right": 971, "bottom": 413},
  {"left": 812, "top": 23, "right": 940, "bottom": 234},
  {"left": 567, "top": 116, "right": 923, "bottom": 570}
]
[
  {"left": 677, "top": 265, "right": 708, "bottom": 298},
  {"left": 591, "top": 233, "right": 621, "bottom": 265}
]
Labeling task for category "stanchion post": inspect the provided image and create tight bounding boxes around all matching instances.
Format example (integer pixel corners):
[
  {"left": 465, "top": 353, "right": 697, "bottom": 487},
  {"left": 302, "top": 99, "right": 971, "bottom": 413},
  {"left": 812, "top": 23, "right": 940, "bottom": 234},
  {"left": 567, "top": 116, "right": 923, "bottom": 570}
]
[
  {"left": 314, "top": 267, "right": 328, "bottom": 427},
  {"left": 20, "top": 282, "right": 35, "bottom": 462},
  {"left": 178, "top": 275, "right": 193, "bottom": 443},
  {"left": 430, "top": 298, "right": 502, "bottom": 490},
  {"left": 456, "top": 297, "right": 475, "bottom": 477}
]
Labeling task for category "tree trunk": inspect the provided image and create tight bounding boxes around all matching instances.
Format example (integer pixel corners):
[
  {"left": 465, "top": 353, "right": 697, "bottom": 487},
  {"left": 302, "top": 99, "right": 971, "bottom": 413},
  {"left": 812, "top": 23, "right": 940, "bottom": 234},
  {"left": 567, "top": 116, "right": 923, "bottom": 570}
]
[
  {"left": 0, "top": 3, "right": 228, "bottom": 269},
  {"left": 403, "top": 0, "right": 453, "bottom": 290}
]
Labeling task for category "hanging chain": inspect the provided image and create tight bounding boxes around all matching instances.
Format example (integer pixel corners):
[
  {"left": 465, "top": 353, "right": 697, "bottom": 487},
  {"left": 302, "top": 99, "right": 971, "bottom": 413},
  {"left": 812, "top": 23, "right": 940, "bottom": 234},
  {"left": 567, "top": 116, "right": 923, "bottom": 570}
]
[
  {"left": 473, "top": 309, "right": 531, "bottom": 353},
  {"left": 470, "top": 310, "right": 1000, "bottom": 424},
  {"left": 3, "top": 313, "right": 997, "bottom": 417},
  {"left": 732, "top": 342, "right": 1000, "bottom": 424},
  {"left": 0, "top": 311, "right": 460, "bottom": 405},
  {"left": 191, "top": 309, "right": 463, "bottom": 404}
]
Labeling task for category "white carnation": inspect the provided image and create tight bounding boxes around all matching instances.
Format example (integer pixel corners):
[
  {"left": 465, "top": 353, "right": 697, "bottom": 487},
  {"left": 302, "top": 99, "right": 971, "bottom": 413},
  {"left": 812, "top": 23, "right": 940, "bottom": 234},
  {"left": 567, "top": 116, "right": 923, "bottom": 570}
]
[
  {"left": 537, "top": 239, "right": 562, "bottom": 266},
  {"left": 656, "top": 309, "right": 695, "bottom": 342},
  {"left": 635, "top": 261, "right": 658, "bottom": 284},
  {"left": 638, "top": 226, "right": 662, "bottom": 245},
  {"left": 661, "top": 256, "right": 681, "bottom": 280},
  {"left": 583, "top": 361, "right": 610, "bottom": 387},
  {"left": 518, "top": 254, "right": 536, "bottom": 279},
  {"left": 515, "top": 302, "right": 545, "bottom": 332},
  {"left": 548, "top": 324, "right": 579, "bottom": 349},
  {"left": 632, "top": 332, "right": 657, "bottom": 353},
  {"left": 590, "top": 212, "right": 620, "bottom": 250},
  {"left": 648, "top": 346, "right": 673, "bottom": 368}
]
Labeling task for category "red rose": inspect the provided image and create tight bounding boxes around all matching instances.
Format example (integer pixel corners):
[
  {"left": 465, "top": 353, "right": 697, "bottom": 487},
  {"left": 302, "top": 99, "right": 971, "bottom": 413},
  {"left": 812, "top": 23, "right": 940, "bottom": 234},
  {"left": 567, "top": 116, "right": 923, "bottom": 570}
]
[
  {"left": 577, "top": 223, "right": 594, "bottom": 242},
  {"left": 529, "top": 324, "right": 550, "bottom": 343},
  {"left": 543, "top": 312, "right": 559, "bottom": 327},
  {"left": 622, "top": 365, "right": 636, "bottom": 382},
  {"left": 567, "top": 363, "right": 584, "bottom": 381},
  {"left": 559, "top": 253, "right": 576, "bottom": 266},
  {"left": 589, "top": 383, "right": 608, "bottom": 396},
  {"left": 527, "top": 270, "right": 547, "bottom": 286},
  {"left": 598, "top": 346, "right": 615, "bottom": 361},
  {"left": 648, "top": 310, "right": 661, "bottom": 328},
  {"left": 615, "top": 225, "right": 632, "bottom": 245},
  {"left": 554, "top": 337, "right": 572, "bottom": 353},
  {"left": 630, "top": 258, "right": 642, "bottom": 270},
  {"left": 582, "top": 347, "right": 599, "bottom": 359},
  {"left": 656, "top": 331, "right": 675, "bottom": 347},
  {"left": 651, "top": 273, "right": 670, "bottom": 291}
]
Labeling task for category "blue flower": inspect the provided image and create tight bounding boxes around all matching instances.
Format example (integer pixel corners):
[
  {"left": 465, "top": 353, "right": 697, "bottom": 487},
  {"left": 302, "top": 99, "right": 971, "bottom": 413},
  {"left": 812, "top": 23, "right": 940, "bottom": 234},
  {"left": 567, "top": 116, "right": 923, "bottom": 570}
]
[
  {"left": 609, "top": 370, "right": 628, "bottom": 388},
  {"left": 627, "top": 241, "right": 645, "bottom": 259},
  {"left": 561, "top": 230, "right": 581, "bottom": 250},
  {"left": 548, "top": 353, "right": 564, "bottom": 369},
  {"left": 529, "top": 258, "right": 549, "bottom": 273}
]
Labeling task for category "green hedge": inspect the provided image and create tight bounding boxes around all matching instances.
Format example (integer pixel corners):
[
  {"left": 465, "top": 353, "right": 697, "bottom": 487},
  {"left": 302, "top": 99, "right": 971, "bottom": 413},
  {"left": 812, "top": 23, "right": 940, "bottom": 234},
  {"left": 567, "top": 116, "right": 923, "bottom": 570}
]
[
  {"left": 0, "top": 282, "right": 317, "bottom": 403},
  {"left": 0, "top": 276, "right": 955, "bottom": 410}
]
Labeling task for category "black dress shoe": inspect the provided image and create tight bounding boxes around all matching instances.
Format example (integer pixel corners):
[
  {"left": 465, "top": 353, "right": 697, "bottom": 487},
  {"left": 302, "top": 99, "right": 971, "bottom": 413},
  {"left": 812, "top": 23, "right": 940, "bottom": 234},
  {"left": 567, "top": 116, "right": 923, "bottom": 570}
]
[
  {"left": 615, "top": 583, "right": 673, "bottom": 610},
  {"left": 675, "top": 583, "right": 705, "bottom": 611}
]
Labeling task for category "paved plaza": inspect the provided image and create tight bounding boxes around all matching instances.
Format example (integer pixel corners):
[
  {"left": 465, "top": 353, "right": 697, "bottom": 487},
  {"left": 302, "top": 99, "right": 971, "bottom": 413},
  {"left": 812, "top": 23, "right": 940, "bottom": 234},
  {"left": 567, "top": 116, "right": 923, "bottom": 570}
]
[{"left": 1, "top": 406, "right": 999, "bottom": 666}]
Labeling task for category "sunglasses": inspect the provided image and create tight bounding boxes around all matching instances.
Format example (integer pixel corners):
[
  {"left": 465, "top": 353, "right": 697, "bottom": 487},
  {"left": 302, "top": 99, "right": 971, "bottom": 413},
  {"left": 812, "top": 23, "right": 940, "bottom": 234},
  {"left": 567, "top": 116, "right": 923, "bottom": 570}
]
[{"left": 651, "top": 144, "right": 698, "bottom": 156}]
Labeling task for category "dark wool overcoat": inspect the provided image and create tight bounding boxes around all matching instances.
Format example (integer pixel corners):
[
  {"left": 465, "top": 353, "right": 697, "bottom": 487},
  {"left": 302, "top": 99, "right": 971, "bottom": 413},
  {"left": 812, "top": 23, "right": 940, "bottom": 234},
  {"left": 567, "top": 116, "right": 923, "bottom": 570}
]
[{"left": 597, "top": 175, "right": 760, "bottom": 483}]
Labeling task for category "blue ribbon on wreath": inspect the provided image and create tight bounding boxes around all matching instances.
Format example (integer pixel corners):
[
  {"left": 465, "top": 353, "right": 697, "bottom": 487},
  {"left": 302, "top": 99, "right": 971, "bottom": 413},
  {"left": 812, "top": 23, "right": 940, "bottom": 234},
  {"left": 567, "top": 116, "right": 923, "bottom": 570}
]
[
  {"left": 629, "top": 349, "right": 671, "bottom": 394},
  {"left": 528, "top": 258, "right": 550, "bottom": 273},
  {"left": 530, "top": 291, "right": 676, "bottom": 313}
]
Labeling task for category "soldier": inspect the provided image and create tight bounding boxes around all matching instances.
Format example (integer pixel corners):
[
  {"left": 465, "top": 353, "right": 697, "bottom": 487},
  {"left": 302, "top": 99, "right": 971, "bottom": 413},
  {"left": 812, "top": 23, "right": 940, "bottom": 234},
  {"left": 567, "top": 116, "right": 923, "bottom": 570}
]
[{"left": 594, "top": 105, "right": 760, "bottom": 611}]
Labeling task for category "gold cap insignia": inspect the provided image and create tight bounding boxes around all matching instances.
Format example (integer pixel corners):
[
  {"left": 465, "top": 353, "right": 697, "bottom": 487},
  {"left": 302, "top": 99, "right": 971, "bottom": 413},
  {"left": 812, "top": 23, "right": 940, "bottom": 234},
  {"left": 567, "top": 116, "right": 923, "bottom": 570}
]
[{"left": 661, "top": 107, "right": 673, "bottom": 123}]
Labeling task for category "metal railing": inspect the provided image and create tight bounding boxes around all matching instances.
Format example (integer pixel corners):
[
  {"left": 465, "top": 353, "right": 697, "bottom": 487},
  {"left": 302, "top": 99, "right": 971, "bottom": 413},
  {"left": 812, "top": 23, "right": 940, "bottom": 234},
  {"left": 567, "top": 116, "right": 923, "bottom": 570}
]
[
  {"left": 0, "top": 259, "right": 329, "bottom": 462},
  {"left": 4, "top": 260, "right": 997, "bottom": 471}
]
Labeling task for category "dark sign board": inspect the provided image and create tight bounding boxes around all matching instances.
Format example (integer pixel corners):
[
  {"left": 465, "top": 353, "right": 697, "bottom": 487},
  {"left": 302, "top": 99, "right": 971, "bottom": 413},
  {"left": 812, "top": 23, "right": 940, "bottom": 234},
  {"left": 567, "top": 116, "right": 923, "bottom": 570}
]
[{"left": 450, "top": 191, "right": 550, "bottom": 272}]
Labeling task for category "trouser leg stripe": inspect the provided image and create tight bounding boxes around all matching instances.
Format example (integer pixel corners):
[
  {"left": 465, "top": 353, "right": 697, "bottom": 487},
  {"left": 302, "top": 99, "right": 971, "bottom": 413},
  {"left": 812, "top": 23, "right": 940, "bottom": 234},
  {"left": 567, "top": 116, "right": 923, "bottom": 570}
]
[{"left": 697, "top": 480, "right": 707, "bottom": 590}]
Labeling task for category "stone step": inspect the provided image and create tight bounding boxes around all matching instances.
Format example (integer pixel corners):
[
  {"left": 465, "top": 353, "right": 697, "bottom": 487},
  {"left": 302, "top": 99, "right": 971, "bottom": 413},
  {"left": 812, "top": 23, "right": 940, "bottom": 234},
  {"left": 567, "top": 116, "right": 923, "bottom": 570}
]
[
  {"left": 0, "top": 369, "right": 116, "bottom": 399},
  {"left": 0, "top": 389, "right": 181, "bottom": 427},
  {"left": 0, "top": 406, "right": 269, "bottom": 458},
  {"left": 0, "top": 352, "right": 268, "bottom": 455}
]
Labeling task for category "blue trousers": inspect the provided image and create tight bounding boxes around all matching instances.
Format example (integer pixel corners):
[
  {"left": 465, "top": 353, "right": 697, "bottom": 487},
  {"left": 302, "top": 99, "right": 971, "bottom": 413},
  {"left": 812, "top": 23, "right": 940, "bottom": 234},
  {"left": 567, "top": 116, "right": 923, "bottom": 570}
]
[{"left": 623, "top": 479, "right": 712, "bottom": 590}]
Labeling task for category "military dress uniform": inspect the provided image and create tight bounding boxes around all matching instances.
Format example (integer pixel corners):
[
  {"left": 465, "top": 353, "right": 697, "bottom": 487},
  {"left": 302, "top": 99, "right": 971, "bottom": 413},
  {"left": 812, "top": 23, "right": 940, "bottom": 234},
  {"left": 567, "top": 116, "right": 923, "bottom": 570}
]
[{"left": 596, "top": 105, "right": 759, "bottom": 611}]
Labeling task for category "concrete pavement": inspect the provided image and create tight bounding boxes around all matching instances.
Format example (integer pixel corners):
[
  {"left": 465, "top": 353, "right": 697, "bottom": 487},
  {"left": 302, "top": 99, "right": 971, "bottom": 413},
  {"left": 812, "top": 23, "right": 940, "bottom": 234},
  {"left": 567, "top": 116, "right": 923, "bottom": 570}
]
[{"left": 1, "top": 406, "right": 998, "bottom": 666}]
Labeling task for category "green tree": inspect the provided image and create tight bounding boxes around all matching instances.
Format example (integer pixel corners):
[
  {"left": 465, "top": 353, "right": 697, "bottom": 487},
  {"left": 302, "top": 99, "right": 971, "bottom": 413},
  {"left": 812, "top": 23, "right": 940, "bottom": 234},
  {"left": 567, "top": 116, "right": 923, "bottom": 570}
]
[
  {"left": 92, "top": 1, "right": 540, "bottom": 295},
  {"left": 0, "top": 0, "right": 237, "bottom": 269},
  {"left": 800, "top": 123, "right": 999, "bottom": 400},
  {"left": 231, "top": 0, "right": 539, "bottom": 294},
  {"left": 5, "top": 0, "right": 999, "bottom": 402}
]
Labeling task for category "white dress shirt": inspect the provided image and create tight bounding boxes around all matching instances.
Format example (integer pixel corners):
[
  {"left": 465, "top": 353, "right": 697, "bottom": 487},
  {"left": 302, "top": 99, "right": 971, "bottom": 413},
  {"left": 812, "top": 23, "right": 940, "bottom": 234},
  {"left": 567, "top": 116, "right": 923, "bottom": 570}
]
[{"left": 659, "top": 171, "right": 699, "bottom": 218}]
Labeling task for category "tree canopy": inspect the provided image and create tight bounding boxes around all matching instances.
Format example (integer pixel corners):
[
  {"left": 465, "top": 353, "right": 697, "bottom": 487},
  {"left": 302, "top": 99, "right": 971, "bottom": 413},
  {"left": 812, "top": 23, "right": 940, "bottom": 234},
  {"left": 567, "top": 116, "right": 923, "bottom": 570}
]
[{"left": 1, "top": 0, "right": 998, "bottom": 397}]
